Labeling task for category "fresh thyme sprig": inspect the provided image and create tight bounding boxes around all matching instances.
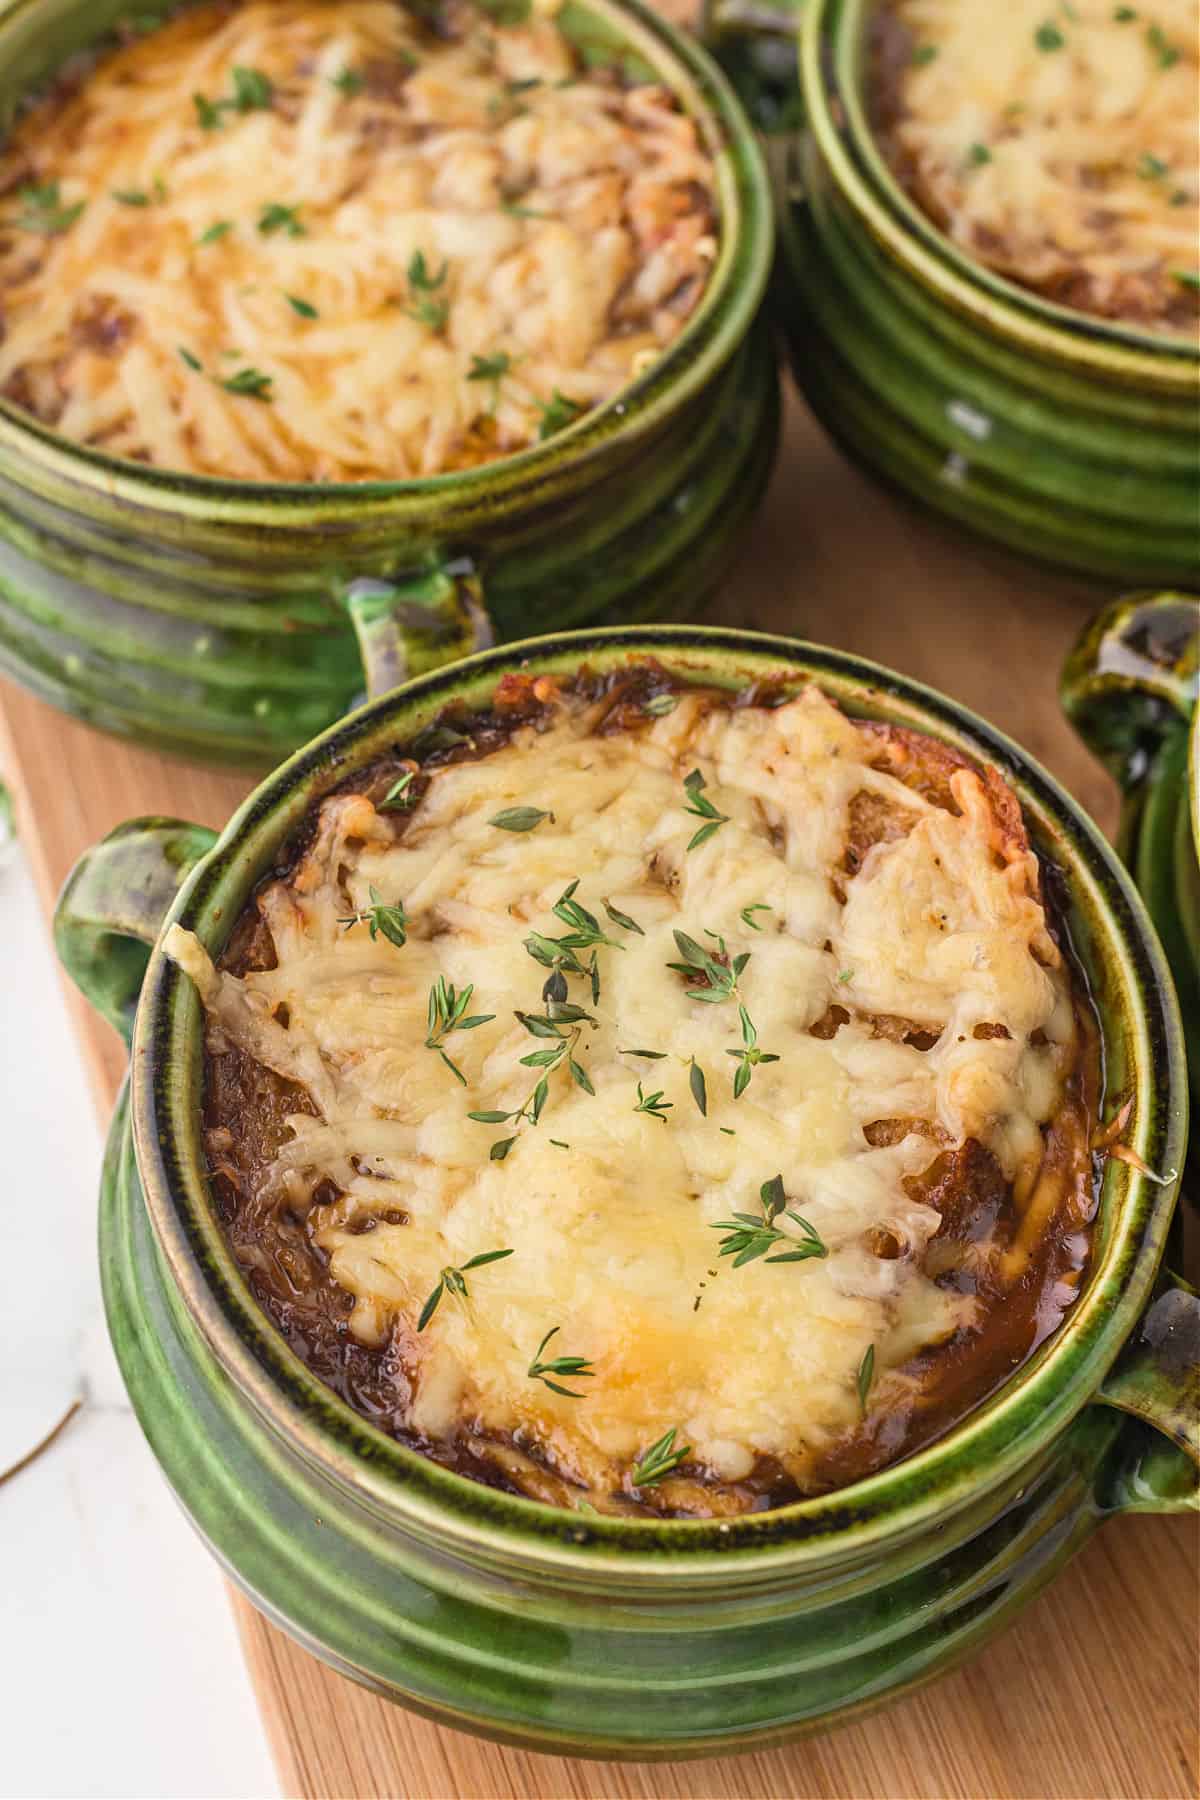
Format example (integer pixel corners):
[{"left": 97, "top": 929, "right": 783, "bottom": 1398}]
[
  {"left": 285, "top": 292, "right": 319, "bottom": 319},
  {"left": 634, "top": 1081, "right": 672, "bottom": 1122},
  {"left": 710, "top": 1175, "right": 827, "bottom": 1268},
  {"left": 524, "top": 881, "right": 623, "bottom": 1002},
  {"left": 857, "top": 1344, "right": 876, "bottom": 1418},
  {"left": 727, "top": 1004, "right": 779, "bottom": 1099},
  {"left": 406, "top": 249, "right": 449, "bottom": 332},
  {"left": 425, "top": 976, "right": 495, "bottom": 1084},
  {"left": 198, "top": 220, "right": 233, "bottom": 244},
  {"left": 631, "top": 1427, "right": 691, "bottom": 1489},
  {"left": 380, "top": 769, "right": 417, "bottom": 810},
  {"left": 468, "top": 996, "right": 594, "bottom": 1158},
  {"left": 15, "top": 181, "right": 84, "bottom": 236},
  {"left": 417, "top": 1248, "right": 513, "bottom": 1330},
  {"left": 338, "top": 886, "right": 408, "bottom": 948},
  {"left": 681, "top": 769, "right": 729, "bottom": 852},
  {"left": 527, "top": 1326, "right": 595, "bottom": 1398},
  {"left": 668, "top": 928, "right": 749, "bottom": 1003},
  {"left": 537, "top": 389, "right": 584, "bottom": 440},
  {"left": 467, "top": 350, "right": 515, "bottom": 412},
  {"left": 258, "top": 201, "right": 305, "bottom": 238},
  {"left": 194, "top": 65, "right": 274, "bottom": 130},
  {"left": 221, "top": 367, "right": 273, "bottom": 400},
  {"left": 740, "top": 903, "right": 771, "bottom": 931}
]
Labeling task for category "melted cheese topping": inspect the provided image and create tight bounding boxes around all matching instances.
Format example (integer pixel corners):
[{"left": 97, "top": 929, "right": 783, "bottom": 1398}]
[
  {"left": 166, "top": 681, "right": 1088, "bottom": 1511},
  {"left": 876, "top": 0, "right": 1199, "bottom": 335},
  {"left": 0, "top": 0, "right": 716, "bottom": 480}
]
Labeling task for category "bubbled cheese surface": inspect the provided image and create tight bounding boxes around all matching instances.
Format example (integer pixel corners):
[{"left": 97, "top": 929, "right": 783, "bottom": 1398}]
[{"left": 167, "top": 681, "right": 1082, "bottom": 1504}]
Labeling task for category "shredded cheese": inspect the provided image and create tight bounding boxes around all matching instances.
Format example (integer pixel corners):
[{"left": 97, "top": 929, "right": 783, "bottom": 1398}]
[
  {"left": 0, "top": 0, "right": 717, "bottom": 479},
  {"left": 166, "top": 679, "right": 1090, "bottom": 1512},
  {"left": 875, "top": 0, "right": 1200, "bottom": 335}
]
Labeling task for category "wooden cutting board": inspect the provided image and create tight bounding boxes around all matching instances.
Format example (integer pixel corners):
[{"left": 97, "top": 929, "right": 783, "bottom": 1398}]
[{"left": 2, "top": 384, "right": 1196, "bottom": 1800}]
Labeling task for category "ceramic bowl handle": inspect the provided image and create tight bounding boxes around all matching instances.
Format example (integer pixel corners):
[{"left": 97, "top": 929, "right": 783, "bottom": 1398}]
[
  {"left": 1060, "top": 591, "right": 1199, "bottom": 792},
  {"left": 1094, "top": 1272, "right": 1199, "bottom": 1513},
  {"left": 54, "top": 818, "right": 218, "bottom": 1046},
  {"left": 339, "top": 557, "right": 495, "bottom": 702}
]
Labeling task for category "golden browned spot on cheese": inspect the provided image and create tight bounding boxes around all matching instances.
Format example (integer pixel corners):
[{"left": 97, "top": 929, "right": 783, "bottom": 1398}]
[
  {"left": 0, "top": 0, "right": 717, "bottom": 479},
  {"left": 166, "top": 666, "right": 1100, "bottom": 1517},
  {"left": 871, "top": 0, "right": 1199, "bottom": 336}
]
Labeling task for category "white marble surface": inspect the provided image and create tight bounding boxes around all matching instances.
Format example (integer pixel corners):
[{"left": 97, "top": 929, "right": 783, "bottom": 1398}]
[{"left": 0, "top": 829, "right": 278, "bottom": 1800}]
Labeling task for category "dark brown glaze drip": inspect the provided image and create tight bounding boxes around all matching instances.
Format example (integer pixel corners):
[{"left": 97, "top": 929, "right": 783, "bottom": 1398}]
[{"left": 199, "top": 661, "right": 1102, "bottom": 1517}]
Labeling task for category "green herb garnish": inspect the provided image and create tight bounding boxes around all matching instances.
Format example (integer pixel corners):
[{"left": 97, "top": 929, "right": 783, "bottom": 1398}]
[
  {"left": 1171, "top": 270, "right": 1200, "bottom": 291},
  {"left": 502, "top": 199, "right": 551, "bottom": 220},
  {"left": 198, "top": 220, "right": 233, "bottom": 244},
  {"left": 193, "top": 92, "right": 224, "bottom": 129},
  {"left": 633, "top": 1081, "right": 672, "bottom": 1122},
  {"left": 258, "top": 202, "right": 305, "bottom": 238},
  {"left": 468, "top": 989, "right": 594, "bottom": 1155},
  {"left": 527, "top": 1326, "right": 594, "bottom": 1397},
  {"left": 425, "top": 976, "right": 495, "bottom": 1085},
  {"left": 221, "top": 366, "right": 273, "bottom": 400},
  {"left": 337, "top": 885, "right": 408, "bottom": 947},
  {"left": 417, "top": 1248, "right": 513, "bottom": 1331},
  {"left": 1137, "top": 152, "right": 1168, "bottom": 180},
  {"left": 524, "top": 880, "right": 622, "bottom": 979},
  {"left": 193, "top": 66, "right": 273, "bottom": 130},
  {"left": 380, "top": 770, "right": 417, "bottom": 810},
  {"left": 178, "top": 346, "right": 203, "bottom": 372},
  {"left": 330, "top": 67, "right": 365, "bottom": 95},
  {"left": 669, "top": 928, "right": 748, "bottom": 1004},
  {"left": 727, "top": 1004, "right": 779, "bottom": 1099},
  {"left": 406, "top": 249, "right": 449, "bottom": 331},
  {"left": 601, "top": 899, "right": 643, "bottom": 936},
  {"left": 740, "top": 903, "right": 771, "bottom": 931},
  {"left": 621, "top": 1047, "right": 667, "bottom": 1059},
  {"left": 467, "top": 350, "right": 514, "bottom": 410},
  {"left": 1113, "top": 6, "right": 1137, "bottom": 19},
  {"left": 681, "top": 768, "right": 729, "bottom": 852},
  {"left": 711, "top": 1175, "right": 828, "bottom": 1268},
  {"left": 284, "top": 292, "right": 319, "bottom": 319},
  {"left": 911, "top": 42, "right": 938, "bottom": 65},
  {"left": 489, "top": 805, "right": 551, "bottom": 832},
  {"left": 15, "top": 181, "right": 84, "bottom": 236},
  {"left": 1034, "top": 20, "right": 1065, "bottom": 49},
  {"left": 537, "top": 389, "right": 584, "bottom": 440},
  {"left": 643, "top": 693, "right": 678, "bottom": 717},
  {"left": 857, "top": 1344, "right": 876, "bottom": 1417},
  {"left": 688, "top": 1058, "right": 708, "bottom": 1117},
  {"left": 631, "top": 1427, "right": 691, "bottom": 1489},
  {"left": 1146, "top": 22, "right": 1179, "bottom": 65},
  {"left": 966, "top": 142, "right": 992, "bottom": 167},
  {"left": 112, "top": 187, "right": 150, "bottom": 206}
]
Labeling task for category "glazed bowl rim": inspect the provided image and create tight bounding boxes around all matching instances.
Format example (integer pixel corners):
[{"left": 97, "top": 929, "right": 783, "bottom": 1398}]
[
  {"left": 798, "top": 0, "right": 1199, "bottom": 382},
  {"left": 131, "top": 623, "right": 1186, "bottom": 1576},
  {"left": 0, "top": 0, "right": 773, "bottom": 521}
]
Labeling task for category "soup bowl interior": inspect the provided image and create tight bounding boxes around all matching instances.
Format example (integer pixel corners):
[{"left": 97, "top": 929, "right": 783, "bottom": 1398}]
[
  {"left": 0, "top": 0, "right": 773, "bottom": 516},
  {"left": 801, "top": 0, "right": 1199, "bottom": 379},
  {"left": 126, "top": 623, "right": 1188, "bottom": 1577}
]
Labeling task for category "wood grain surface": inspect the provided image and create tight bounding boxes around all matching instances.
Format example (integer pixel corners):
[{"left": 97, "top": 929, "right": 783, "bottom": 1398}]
[{"left": 2, "top": 385, "right": 1196, "bottom": 1800}]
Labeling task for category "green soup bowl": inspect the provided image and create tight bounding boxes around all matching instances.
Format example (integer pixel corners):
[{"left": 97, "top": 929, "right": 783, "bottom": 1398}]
[
  {"left": 1062, "top": 592, "right": 1200, "bottom": 1110},
  {"left": 705, "top": 0, "right": 1198, "bottom": 585},
  {"left": 0, "top": 0, "right": 776, "bottom": 769},
  {"left": 53, "top": 622, "right": 1198, "bottom": 1757}
]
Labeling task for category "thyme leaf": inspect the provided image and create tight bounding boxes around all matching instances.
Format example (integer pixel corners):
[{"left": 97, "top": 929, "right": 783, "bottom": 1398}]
[
  {"left": 631, "top": 1427, "right": 691, "bottom": 1489},
  {"left": 634, "top": 1081, "right": 672, "bottom": 1122},
  {"left": 417, "top": 1248, "right": 513, "bottom": 1330},
  {"left": 681, "top": 768, "right": 729, "bottom": 852},
  {"left": 15, "top": 181, "right": 84, "bottom": 236},
  {"left": 527, "top": 1326, "right": 595, "bottom": 1397},
  {"left": 425, "top": 975, "right": 495, "bottom": 1084},
  {"left": 537, "top": 389, "right": 584, "bottom": 440},
  {"left": 489, "top": 805, "right": 551, "bottom": 831},
  {"left": 857, "top": 1344, "right": 876, "bottom": 1417},
  {"left": 726, "top": 1003, "right": 780, "bottom": 1099},
  {"left": 338, "top": 884, "right": 408, "bottom": 948},
  {"left": 710, "top": 1176, "right": 827, "bottom": 1268}
]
